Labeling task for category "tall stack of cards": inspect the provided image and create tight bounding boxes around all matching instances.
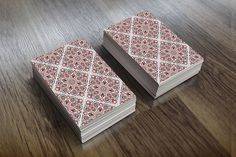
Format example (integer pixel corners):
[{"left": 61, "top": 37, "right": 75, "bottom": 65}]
[
  {"left": 31, "top": 39, "right": 136, "bottom": 143},
  {"left": 103, "top": 11, "right": 204, "bottom": 98}
]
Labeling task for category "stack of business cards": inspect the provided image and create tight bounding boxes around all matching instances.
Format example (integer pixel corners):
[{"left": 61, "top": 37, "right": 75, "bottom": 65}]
[
  {"left": 31, "top": 39, "right": 136, "bottom": 143},
  {"left": 103, "top": 11, "right": 204, "bottom": 98}
]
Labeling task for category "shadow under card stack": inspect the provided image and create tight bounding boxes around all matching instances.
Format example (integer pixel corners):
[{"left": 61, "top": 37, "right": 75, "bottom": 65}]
[
  {"left": 31, "top": 39, "right": 136, "bottom": 143},
  {"left": 103, "top": 11, "right": 204, "bottom": 98}
]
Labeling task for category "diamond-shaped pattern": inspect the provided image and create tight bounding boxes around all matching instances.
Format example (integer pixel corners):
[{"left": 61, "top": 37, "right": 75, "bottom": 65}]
[
  {"left": 159, "top": 62, "right": 186, "bottom": 82},
  {"left": 106, "top": 31, "right": 130, "bottom": 52},
  {"left": 120, "top": 83, "right": 135, "bottom": 104},
  {"left": 132, "top": 57, "right": 158, "bottom": 80},
  {"left": 33, "top": 63, "right": 58, "bottom": 87},
  {"left": 133, "top": 17, "right": 159, "bottom": 38},
  {"left": 62, "top": 47, "right": 93, "bottom": 72},
  {"left": 160, "top": 41, "right": 188, "bottom": 65},
  {"left": 56, "top": 94, "right": 83, "bottom": 124},
  {"left": 87, "top": 75, "right": 120, "bottom": 104},
  {"left": 70, "top": 39, "right": 92, "bottom": 49},
  {"left": 131, "top": 36, "right": 158, "bottom": 59},
  {"left": 107, "top": 18, "right": 132, "bottom": 33},
  {"left": 136, "top": 11, "right": 158, "bottom": 20},
  {"left": 92, "top": 54, "right": 117, "bottom": 77},
  {"left": 189, "top": 47, "right": 203, "bottom": 65},
  {"left": 55, "top": 68, "right": 88, "bottom": 97},
  {"left": 32, "top": 39, "right": 134, "bottom": 127},
  {"left": 105, "top": 11, "right": 203, "bottom": 84},
  {"left": 34, "top": 47, "right": 64, "bottom": 65},
  {"left": 81, "top": 100, "right": 114, "bottom": 126}
]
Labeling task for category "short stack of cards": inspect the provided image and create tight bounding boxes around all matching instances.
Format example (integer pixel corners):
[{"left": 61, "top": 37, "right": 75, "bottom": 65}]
[
  {"left": 103, "top": 11, "right": 204, "bottom": 98},
  {"left": 31, "top": 39, "right": 136, "bottom": 143}
]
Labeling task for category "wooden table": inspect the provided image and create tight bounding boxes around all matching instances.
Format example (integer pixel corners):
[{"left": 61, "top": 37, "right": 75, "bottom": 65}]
[{"left": 0, "top": 0, "right": 235, "bottom": 156}]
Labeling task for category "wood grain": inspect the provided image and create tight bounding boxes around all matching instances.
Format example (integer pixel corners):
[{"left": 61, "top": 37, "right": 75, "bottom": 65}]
[{"left": 0, "top": 0, "right": 235, "bottom": 156}]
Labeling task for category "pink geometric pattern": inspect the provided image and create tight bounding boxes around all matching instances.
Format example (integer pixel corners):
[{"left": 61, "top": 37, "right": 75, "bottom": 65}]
[
  {"left": 31, "top": 39, "right": 135, "bottom": 128},
  {"left": 56, "top": 94, "right": 83, "bottom": 124},
  {"left": 131, "top": 36, "right": 158, "bottom": 59},
  {"left": 189, "top": 47, "right": 203, "bottom": 65},
  {"left": 87, "top": 75, "right": 120, "bottom": 104},
  {"left": 34, "top": 47, "right": 64, "bottom": 65},
  {"left": 33, "top": 63, "right": 58, "bottom": 88},
  {"left": 105, "top": 11, "right": 203, "bottom": 84},
  {"left": 159, "top": 63, "right": 186, "bottom": 82},
  {"left": 133, "top": 18, "right": 159, "bottom": 38},
  {"left": 120, "top": 83, "right": 135, "bottom": 105},
  {"left": 55, "top": 68, "right": 88, "bottom": 97},
  {"left": 133, "top": 57, "right": 158, "bottom": 80},
  {"left": 107, "top": 18, "right": 132, "bottom": 33},
  {"left": 92, "top": 54, "right": 117, "bottom": 77},
  {"left": 106, "top": 32, "right": 130, "bottom": 52},
  {"left": 160, "top": 41, "right": 188, "bottom": 65},
  {"left": 62, "top": 47, "right": 93, "bottom": 72},
  {"left": 70, "top": 39, "right": 92, "bottom": 49},
  {"left": 136, "top": 11, "right": 158, "bottom": 20},
  {"left": 81, "top": 100, "right": 114, "bottom": 126}
]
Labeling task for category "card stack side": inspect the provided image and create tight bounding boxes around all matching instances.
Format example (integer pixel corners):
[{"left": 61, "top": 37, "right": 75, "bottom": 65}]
[
  {"left": 31, "top": 39, "right": 136, "bottom": 143},
  {"left": 103, "top": 11, "right": 204, "bottom": 98}
]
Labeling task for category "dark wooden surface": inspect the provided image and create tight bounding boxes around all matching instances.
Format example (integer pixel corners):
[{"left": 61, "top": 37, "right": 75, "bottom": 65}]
[{"left": 0, "top": 0, "right": 235, "bottom": 156}]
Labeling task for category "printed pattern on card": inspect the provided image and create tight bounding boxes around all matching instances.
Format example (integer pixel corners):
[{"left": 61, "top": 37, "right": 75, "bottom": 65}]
[
  {"left": 31, "top": 39, "right": 135, "bottom": 127},
  {"left": 105, "top": 11, "right": 203, "bottom": 84}
]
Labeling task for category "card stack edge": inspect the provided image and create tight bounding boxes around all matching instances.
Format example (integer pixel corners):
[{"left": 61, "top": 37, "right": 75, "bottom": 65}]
[
  {"left": 103, "top": 12, "right": 204, "bottom": 98},
  {"left": 31, "top": 46, "right": 136, "bottom": 143}
]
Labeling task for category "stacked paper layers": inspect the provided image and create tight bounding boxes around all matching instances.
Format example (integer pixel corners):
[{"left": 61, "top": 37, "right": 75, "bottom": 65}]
[
  {"left": 31, "top": 39, "right": 136, "bottom": 143},
  {"left": 103, "top": 11, "right": 204, "bottom": 98}
]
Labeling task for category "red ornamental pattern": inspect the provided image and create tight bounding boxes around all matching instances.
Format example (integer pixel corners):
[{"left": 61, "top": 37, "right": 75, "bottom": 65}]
[
  {"left": 33, "top": 63, "right": 58, "bottom": 87},
  {"left": 120, "top": 83, "right": 135, "bottom": 104},
  {"left": 81, "top": 100, "right": 114, "bottom": 126},
  {"left": 133, "top": 18, "right": 159, "bottom": 38},
  {"left": 87, "top": 75, "right": 120, "bottom": 104},
  {"left": 133, "top": 57, "right": 158, "bottom": 80},
  {"left": 55, "top": 68, "right": 88, "bottom": 97},
  {"left": 131, "top": 36, "right": 158, "bottom": 59},
  {"left": 159, "top": 63, "right": 186, "bottom": 82},
  {"left": 189, "top": 47, "right": 203, "bottom": 65},
  {"left": 57, "top": 94, "right": 83, "bottom": 123},
  {"left": 32, "top": 39, "right": 135, "bottom": 127},
  {"left": 160, "top": 42, "right": 188, "bottom": 65},
  {"left": 107, "top": 18, "right": 132, "bottom": 33},
  {"left": 92, "top": 54, "right": 117, "bottom": 77},
  {"left": 62, "top": 47, "right": 93, "bottom": 72},
  {"left": 35, "top": 47, "right": 63, "bottom": 65},
  {"left": 105, "top": 11, "right": 203, "bottom": 83},
  {"left": 107, "top": 32, "right": 130, "bottom": 52},
  {"left": 70, "top": 39, "right": 92, "bottom": 49},
  {"left": 136, "top": 11, "right": 158, "bottom": 20}
]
